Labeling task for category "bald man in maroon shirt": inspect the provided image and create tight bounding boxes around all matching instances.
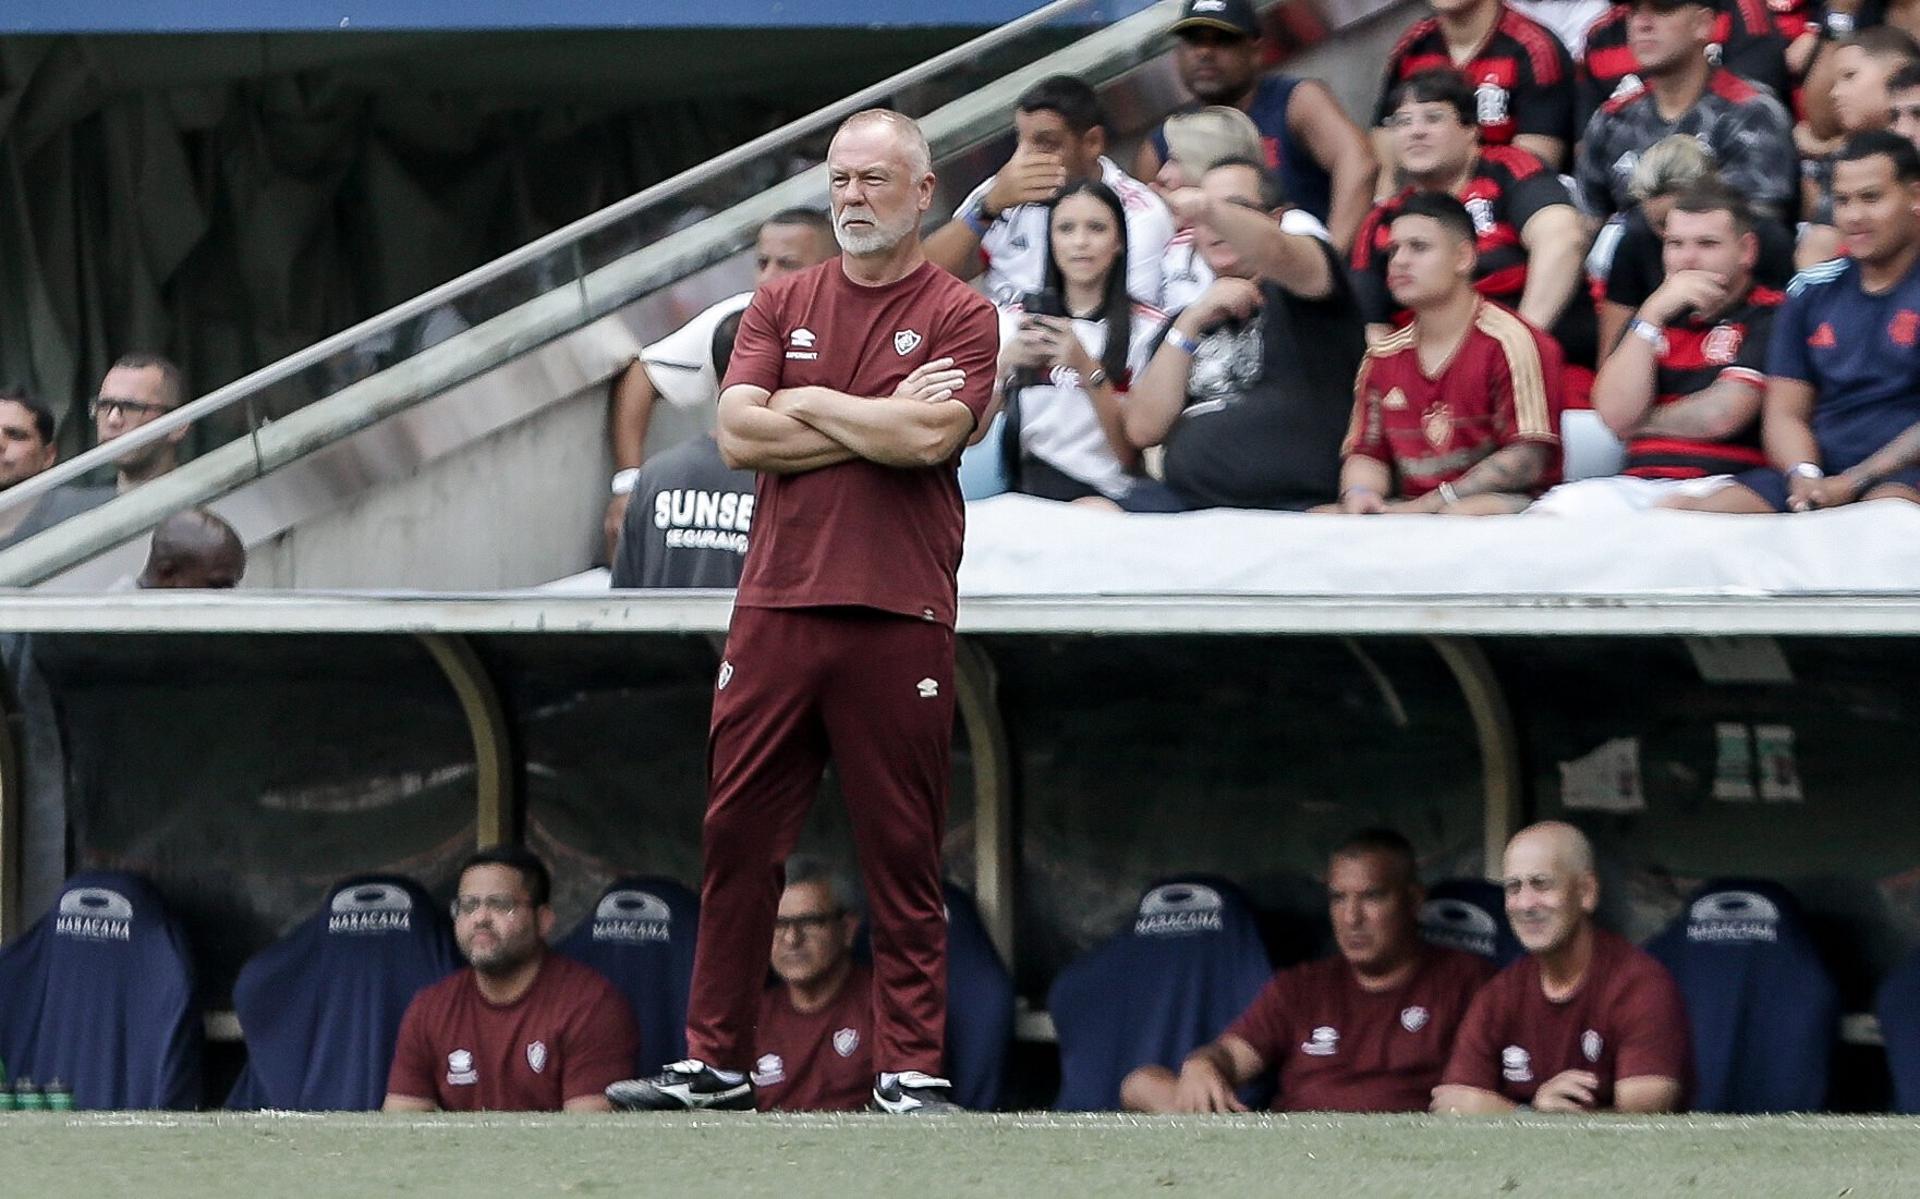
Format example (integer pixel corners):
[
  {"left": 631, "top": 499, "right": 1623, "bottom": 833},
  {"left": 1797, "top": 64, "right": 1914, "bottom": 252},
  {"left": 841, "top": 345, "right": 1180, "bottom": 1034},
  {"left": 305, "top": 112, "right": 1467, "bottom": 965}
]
[
  {"left": 608, "top": 108, "right": 999, "bottom": 1118},
  {"left": 1434, "top": 822, "right": 1690, "bottom": 1114},
  {"left": 1121, "top": 829, "right": 1494, "bottom": 1113}
]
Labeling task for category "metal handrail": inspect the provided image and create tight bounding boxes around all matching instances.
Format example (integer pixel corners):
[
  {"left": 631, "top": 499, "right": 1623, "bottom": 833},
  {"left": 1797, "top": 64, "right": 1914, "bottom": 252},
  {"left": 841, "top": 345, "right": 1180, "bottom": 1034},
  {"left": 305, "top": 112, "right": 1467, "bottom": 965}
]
[{"left": 0, "top": 0, "right": 1100, "bottom": 519}]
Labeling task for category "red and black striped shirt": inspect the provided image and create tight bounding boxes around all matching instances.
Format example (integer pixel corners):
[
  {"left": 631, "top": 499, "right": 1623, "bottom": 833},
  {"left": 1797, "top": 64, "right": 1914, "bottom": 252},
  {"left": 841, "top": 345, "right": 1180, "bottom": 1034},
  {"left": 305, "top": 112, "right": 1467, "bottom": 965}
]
[
  {"left": 1577, "top": 0, "right": 1789, "bottom": 127},
  {"left": 1375, "top": 5, "right": 1577, "bottom": 150},
  {"left": 1351, "top": 146, "right": 1575, "bottom": 326},
  {"left": 1625, "top": 287, "right": 1782, "bottom": 479}
]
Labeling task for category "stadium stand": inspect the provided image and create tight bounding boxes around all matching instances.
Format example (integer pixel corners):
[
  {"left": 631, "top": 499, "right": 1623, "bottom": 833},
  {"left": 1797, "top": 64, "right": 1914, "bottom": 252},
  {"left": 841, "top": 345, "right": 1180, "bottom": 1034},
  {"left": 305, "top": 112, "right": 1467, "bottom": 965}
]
[
  {"left": 225, "top": 876, "right": 461, "bottom": 1111},
  {"left": 1049, "top": 877, "right": 1272, "bottom": 1110},
  {"left": 943, "top": 883, "right": 1017, "bottom": 1111},
  {"left": 1645, "top": 879, "right": 1840, "bottom": 1113},
  {"left": 0, "top": 872, "right": 201, "bottom": 1109},
  {"left": 1419, "top": 878, "right": 1524, "bottom": 967},
  {"left": 556, "top": 877, "right": 700, "bottom": 1080}
]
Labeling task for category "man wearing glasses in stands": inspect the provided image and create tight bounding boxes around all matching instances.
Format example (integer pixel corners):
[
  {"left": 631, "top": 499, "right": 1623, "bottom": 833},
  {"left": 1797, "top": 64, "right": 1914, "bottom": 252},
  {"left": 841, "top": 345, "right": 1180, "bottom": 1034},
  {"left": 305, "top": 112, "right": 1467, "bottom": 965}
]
[
  {"left": 92, "top": 352, "right": 189, "bottom": 493},
  {"left": 384, "top": 847, "right": 638, "bottom": 1113}
]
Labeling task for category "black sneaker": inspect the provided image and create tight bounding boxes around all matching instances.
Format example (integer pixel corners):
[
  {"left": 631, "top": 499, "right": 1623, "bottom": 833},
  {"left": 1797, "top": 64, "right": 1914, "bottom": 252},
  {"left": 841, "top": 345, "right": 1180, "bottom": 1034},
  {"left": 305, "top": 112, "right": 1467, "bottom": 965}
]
[
  {"left": 606, "top": 1059, "right": 755, "bottom": 1112},
  {"left": 870, "top": 1071, "right": 959, "bottom": 1114}
]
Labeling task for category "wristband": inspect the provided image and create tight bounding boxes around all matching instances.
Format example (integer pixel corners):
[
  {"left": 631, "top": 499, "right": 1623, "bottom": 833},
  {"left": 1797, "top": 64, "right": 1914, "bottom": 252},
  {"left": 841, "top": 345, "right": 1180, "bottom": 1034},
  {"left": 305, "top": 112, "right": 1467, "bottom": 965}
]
[
  {"left": 610, "top": 468, "right": 641, "bottom": 496},
  {"left": 960, "top": 204, "right": 992, "bottom": 237},
  {"left": 1341, "top": 485, "right": 1380, "bottom": 500},
  {"left": 1628, "top": 317, "right": 1667, "bottom": 354},
  {"left": 1789, "top": 461, "right": 1825, "bottom": 480},
  {"left": 1438, "top": 481, "right": 1461, "bottom": 506},
  {"left": 1083, "top": 368, "right": 1109, "bottom": 389},
  {"left": 1165, "top": 328, "right": 1201, "bottom": 356}
]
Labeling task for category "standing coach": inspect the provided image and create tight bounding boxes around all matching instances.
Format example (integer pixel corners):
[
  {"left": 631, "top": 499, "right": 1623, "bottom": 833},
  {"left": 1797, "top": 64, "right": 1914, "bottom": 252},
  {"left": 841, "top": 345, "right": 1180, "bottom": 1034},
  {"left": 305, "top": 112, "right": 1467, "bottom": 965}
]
[{"left": 609, "top": 109, "right": 999, "bottom": 1116}]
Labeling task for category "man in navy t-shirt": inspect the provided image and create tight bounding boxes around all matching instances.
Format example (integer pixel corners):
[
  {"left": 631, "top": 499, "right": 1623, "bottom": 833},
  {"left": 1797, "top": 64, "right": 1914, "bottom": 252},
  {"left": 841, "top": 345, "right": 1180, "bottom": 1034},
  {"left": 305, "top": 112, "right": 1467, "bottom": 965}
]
[{"left": 1667, "top": 131, "right": 1920, "bottom": 513}]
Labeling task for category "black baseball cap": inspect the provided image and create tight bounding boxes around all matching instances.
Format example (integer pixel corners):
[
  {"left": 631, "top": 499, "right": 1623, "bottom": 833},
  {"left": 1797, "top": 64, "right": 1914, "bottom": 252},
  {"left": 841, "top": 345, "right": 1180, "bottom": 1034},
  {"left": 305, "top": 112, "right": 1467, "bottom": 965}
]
[{"left": 1171, "top": 0, "right": 1261, "bottom": 39}]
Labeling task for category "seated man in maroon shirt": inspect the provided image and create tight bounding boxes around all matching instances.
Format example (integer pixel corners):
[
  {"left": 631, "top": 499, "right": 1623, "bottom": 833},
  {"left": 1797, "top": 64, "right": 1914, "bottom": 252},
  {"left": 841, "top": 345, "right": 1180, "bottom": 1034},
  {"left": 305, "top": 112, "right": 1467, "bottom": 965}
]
[
  {"left": 383, "top": 847, "right": 639, "bottom": 1113},
  {"left": 751, "top": 858, "right": 874, "bottom": 1111},
  {"left": 1433, "top": 822, "right": 1690, "bottom": 1114},
  {"left": 1120, "top": 829, "right": 1494, "bottom": 1113}
]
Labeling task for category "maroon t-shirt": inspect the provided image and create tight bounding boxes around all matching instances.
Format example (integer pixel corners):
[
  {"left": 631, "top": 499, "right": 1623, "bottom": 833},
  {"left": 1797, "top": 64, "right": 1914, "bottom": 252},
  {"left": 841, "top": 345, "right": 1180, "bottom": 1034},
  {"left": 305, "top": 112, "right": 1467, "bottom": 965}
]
[
  {"left": 722, "top": 257, "right": 1000, "bottom": 628},
  {"left": 751, "top": 962, "right": 874, "bottom": 1112},
  {"left": 1440, "top": 928, "right": 1691, "bottom": 1108},
  {"left": 1224, "top": 946, "right": 1495, "bottom": 1112},
  {"left": 386, "top": 952, "right": 639, "bottom": 1111}
]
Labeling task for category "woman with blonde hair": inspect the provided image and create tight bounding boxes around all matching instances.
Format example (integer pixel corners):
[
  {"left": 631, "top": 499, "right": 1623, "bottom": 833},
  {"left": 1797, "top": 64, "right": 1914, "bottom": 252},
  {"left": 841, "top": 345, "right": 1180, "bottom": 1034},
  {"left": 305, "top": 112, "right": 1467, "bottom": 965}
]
[{"left": 1590, "top": 134, "right": 1795, "bottom": 353}]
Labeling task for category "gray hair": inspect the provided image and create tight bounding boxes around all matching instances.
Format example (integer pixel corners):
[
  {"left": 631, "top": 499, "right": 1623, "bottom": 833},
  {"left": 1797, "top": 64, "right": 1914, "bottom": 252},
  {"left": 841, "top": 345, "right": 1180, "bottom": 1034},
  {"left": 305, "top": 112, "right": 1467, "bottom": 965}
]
[
  {"left": 784, "top": 854, "right": 863, "bottom": 916},
  {"left": 834, "top": 108, "right": 933, "bottom": 179},
  {"left": 1627, "top": 135, "right": 1718, "bottom": 204}
]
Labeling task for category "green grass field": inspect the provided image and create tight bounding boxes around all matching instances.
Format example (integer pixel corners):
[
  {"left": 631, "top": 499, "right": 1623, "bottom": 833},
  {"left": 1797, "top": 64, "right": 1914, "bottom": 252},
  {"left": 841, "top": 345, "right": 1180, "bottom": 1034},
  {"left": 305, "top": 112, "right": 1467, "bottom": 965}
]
[{"left": 1, "top": 1112, "right": 1915, "bottom": 1197}]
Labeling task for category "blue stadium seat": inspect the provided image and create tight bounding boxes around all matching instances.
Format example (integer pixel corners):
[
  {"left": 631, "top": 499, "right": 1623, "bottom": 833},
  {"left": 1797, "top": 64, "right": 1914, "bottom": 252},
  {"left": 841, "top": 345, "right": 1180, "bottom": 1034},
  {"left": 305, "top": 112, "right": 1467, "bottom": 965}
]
[
  {"left": 0, "top": 872, "right": 202, "bottom": 1108},
  {"left": 1048, "top": 876, "right": 1273, "bottom": 1111},
  {"left": 226, "top": 875, "right": 460, "bottom": 1110},
  {"left": 1420, "top": 878, "right": 1524, "bottom": 967},
  {"left": 1875, "top": 948, "right": 1920, "bottom": 1114},
  {"left": 943, "top": 882, "right": 1014, "bottom": 1110},
  {"left": 1645, "top": 879, "right": 1838, "bottom": 1112},
  {"left": 556, "top": 877, "right": 698, "bottom": 1078}
]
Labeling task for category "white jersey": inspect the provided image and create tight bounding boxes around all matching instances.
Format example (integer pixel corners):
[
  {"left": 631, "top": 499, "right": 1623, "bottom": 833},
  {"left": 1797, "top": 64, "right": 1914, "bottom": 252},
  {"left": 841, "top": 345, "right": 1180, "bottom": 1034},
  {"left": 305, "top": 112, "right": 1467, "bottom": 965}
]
[
  {"left": 963, "top": 156, "right": 1176, "bottom": 309},
  {"left": 1158, "top": 208, "right": 1333, "bottom": 315},
  {"left": 998, "top": 302, "right": 1167, "bottom": 499},
  {"left": 640, "top": 291, "right": 754, "bottom": 417}
]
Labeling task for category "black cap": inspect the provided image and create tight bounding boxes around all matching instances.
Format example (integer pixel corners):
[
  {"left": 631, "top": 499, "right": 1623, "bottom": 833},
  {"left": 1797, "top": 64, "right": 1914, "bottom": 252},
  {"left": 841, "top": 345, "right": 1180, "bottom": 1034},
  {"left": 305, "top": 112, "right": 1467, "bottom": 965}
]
[{"left": 1170, "top": 0, "right": 1261, "bottom": 39}]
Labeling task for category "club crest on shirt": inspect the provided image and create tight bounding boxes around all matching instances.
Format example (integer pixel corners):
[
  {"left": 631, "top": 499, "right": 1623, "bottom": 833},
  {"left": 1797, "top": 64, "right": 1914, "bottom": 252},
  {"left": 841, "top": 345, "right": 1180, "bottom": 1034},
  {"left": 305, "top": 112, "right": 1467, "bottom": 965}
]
[
  {"left": 1502, "top": 1045, "right": 1533, "bottom": 1083},
  {"left": 894, "top": 329, "right": 923, "bottom": 356},
  {"left": 1474, "top": 78, "right": 1509, "bottom": 125},
  {"left": 1301, "top": 1026, "right": 1340, "bottom": 1056},
  {"left": 447, "top": 1049, "right": 478, "bottom": 1086},
  {"left": 833, "top": 1027, "right": 861, "bottom": 1058},
  {"left": 1422, "top": 401, "right": 1454, "bottom": 449},
  {"left": 1400, "top": 1005, "right": 1430, "bottom": 1033},
  {"left": 1464, "top": 196, "right": 1497, "bottom": 237},
  {"left": 1583, "top": 1029, "right": 1604, "bottom": 1062},
  {"left": 1703, "top": 323, "right": 1743, "bottom": 365},
  {"left": 527, "top": 1040, "right": 548, "bottom": 1074},
  {"left": 1892, "top": 310, "right": 1920, "bottom": 347}
]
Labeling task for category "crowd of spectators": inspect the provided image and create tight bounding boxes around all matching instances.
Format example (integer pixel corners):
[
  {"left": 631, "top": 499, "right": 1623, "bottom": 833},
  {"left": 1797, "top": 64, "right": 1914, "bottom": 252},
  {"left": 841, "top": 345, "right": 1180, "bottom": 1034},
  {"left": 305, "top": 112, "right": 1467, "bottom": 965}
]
[{"left": 601, "top": 0, "right": 1920, "bottom": 583}]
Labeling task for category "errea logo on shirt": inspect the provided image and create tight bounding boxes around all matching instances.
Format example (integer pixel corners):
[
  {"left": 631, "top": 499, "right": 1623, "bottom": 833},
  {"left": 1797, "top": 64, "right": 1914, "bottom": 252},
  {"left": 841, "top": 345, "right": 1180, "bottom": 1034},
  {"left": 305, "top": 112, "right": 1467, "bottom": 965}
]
[
  {"left": 1502, "top": 1045, "right": 1533, "bottom": 1083},
  {"left": 787, "top": 328, "right": 819, "bottom": 361},
  {"left": 1301, "top": 1026, "right": 1340, "bottom": 1056},
  {"left": 447, "top": 1049, "right": 478, "bottom": 1086}
]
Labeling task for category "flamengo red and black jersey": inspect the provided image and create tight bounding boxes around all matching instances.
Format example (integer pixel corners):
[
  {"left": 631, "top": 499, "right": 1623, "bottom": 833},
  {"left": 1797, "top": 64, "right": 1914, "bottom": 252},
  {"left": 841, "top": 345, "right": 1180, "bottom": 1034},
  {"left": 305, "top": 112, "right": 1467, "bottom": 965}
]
[
  {"left": 1578, "top": 0, "right": 1788, "bottom": 126},
  {"left": 722, "top": 258, "right": 1000, "bottom": 629},
  {"left": 1350, "top": 146, "right": 1574, "bottom": 326},
  {"left": 1626, "top": 288, "right": 1781, "bottom": 479},
  {"left": 1373, "top": 5, "right": 1576, "bottom": 150}
]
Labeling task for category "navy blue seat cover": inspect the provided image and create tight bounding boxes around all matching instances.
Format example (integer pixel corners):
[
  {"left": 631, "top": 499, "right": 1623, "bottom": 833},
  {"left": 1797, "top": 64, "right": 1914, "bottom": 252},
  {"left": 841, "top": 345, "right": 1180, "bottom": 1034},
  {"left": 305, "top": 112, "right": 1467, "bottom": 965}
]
[
  {"left": 556, "top": 877, "right": 698, "bottom": 1077},
  {"left": 1048, "top": 876, "right": 1272, "bottom": 1111},
  {"left": 943, "top": 883, "right": 1014, "bottom": 1110},
  {"left": 227, "top": 875, "right": 460, "bottom": 1110},
  {"left": 1419, "top": 878, "right": 1524, "bottom": 967},
  {"left": 1645, "top": 879, "right": 1837, "bottom": 1112},
  {"left": 0, "top": 872, "right": 201, "bottom": 1108},
  {"left": 1877, "top": 947, "right": 1920, "bottom": 1114}
]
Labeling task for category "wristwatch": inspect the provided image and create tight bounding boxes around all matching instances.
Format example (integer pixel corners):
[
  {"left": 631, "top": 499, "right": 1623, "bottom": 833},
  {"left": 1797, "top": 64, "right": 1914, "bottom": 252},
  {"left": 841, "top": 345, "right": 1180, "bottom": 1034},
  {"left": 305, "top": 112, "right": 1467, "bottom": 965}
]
[
  {"left": 611, "top": 468, "right": 641, "bottom": 496},
  {"left": 1628, "top": 317, "right": 1668, "bottom": 354},
  {"left": 1789, "top": 461, "right": 1825, "bottom": 480}
]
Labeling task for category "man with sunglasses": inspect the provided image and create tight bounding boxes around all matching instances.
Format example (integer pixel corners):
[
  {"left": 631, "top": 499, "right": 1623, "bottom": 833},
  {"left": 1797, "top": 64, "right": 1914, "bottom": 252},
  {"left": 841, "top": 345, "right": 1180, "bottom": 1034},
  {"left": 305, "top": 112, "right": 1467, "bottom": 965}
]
[
  {"left": 384, "top": 847, "right": 638, "bottom": 1112},
  {"left": 750, "top": 858, "right": 873, "bottom": 1111}
]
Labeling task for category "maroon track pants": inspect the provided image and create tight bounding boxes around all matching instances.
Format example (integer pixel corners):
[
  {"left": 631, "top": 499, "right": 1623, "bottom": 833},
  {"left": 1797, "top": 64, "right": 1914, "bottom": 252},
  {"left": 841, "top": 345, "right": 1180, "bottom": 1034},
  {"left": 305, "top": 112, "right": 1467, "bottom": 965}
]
[{"left": 685, "top": 605, "right": 955, "bottom": 1075}]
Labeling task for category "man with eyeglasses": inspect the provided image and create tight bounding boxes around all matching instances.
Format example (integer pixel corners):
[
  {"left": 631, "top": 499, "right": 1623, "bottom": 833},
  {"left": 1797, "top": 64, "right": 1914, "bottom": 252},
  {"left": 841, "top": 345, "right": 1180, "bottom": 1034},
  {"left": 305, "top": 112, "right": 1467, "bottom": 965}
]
[
  {"left": 91, "top": 353, "right": 190, "bottom": 493},
  {"left": 748, "top": 858, "right": 873, "bottom": 1111},
  {"left": 384, "top": 847, "right": 638, "bottom": 1112}
]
